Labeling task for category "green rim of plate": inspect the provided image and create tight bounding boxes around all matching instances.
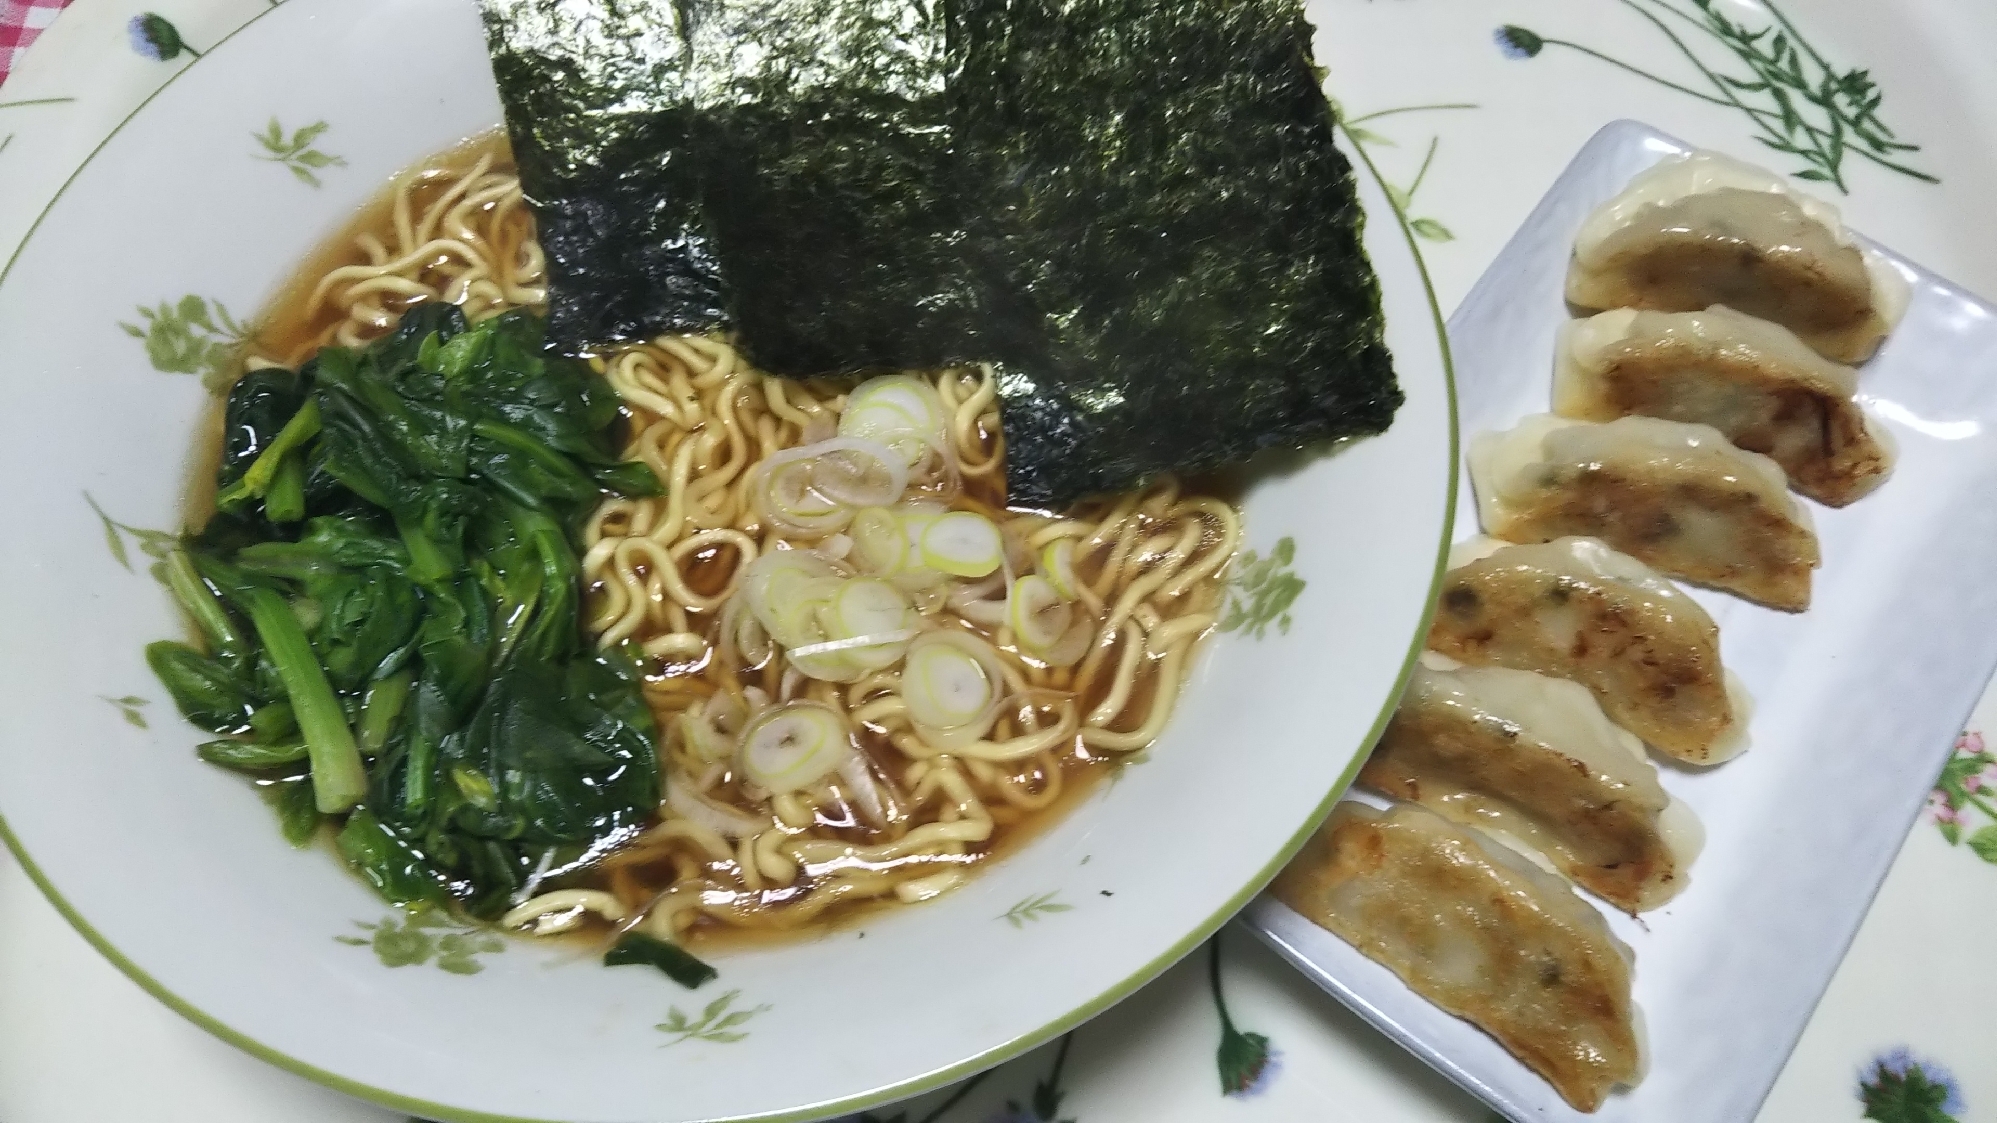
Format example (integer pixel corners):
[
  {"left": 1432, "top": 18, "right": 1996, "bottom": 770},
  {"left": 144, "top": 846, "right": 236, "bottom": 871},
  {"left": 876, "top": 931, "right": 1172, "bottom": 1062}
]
[{"left": 0, "top": 10, "right": 1461, "bottom": 1118}]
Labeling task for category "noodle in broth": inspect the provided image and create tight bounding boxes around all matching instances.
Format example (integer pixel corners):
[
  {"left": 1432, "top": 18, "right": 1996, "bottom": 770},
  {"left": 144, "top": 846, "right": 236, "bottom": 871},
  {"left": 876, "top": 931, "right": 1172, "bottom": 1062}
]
[{"left": 238, "top": 132, "right": 1238, "bottom": 947}]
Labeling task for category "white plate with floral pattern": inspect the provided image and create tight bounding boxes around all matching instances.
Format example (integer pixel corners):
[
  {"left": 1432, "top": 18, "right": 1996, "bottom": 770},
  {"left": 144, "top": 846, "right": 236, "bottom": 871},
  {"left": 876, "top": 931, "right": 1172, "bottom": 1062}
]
[
  {"left": 1247, "top": 120, "right": 1997, "bottom": 1123},
  {"left": 0, "top": 0, "right": 1456, "bottom": 1120}
]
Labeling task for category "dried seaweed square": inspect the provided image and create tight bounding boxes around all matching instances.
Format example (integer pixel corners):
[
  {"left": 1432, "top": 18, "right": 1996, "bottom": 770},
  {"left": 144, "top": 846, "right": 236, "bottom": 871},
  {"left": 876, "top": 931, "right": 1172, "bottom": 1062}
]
[{"left": 481, "top": 0, "right": 1402, "bottom": 507}]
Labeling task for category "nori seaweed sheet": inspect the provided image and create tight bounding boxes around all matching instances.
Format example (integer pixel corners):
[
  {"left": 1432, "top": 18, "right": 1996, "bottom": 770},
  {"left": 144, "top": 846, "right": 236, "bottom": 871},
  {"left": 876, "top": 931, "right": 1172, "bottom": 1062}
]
[{"left": 480, "top": 0, "right": 1402, "bottom": 509}]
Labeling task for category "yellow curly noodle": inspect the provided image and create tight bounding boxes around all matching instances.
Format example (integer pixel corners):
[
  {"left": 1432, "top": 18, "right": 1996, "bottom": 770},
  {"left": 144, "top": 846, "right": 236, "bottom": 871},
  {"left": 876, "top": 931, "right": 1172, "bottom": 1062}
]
[
  {"left": 247, "top": 134, "right": 544, "bottom": 369},
  {"left": 249, "top": 133, "right": 1241, "bottom": 946}
]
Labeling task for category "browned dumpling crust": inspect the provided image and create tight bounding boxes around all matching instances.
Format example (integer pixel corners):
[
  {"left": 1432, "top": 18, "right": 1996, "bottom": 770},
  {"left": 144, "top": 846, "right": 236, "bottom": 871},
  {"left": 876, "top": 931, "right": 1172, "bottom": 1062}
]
[
  {"left": 1568, "top": 188, "right": 1892, "bottom": 364},
  {"left": 1426, "top": 538, "right": 1740, "bottom": 763},
  {"left": 1472, "top": 415, "right": 1821, "bottom": 611},
  {"left": 1554, "top": 306, "right": 1893, "bottom": 507},
  {"left": 1360, "top": 659, "right": 1700, "bottom": 912},
  {"left": 1273, "top": 802, "right": 1643, "bottom": 1112}
]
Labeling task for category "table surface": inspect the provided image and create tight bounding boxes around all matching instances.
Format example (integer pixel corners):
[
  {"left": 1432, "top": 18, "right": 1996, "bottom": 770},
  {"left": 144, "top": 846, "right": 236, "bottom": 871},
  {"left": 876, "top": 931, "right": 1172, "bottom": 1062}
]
[{"left": 4, "top": 1, "right": 1997, "bottom": 1120}]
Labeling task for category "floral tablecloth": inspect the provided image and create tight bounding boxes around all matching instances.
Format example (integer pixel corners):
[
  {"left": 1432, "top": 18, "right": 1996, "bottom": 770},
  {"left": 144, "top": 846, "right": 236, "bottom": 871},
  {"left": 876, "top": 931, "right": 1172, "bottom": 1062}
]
[{"left": 2, "top": 1, "right": 1995, "bottom": 1121}]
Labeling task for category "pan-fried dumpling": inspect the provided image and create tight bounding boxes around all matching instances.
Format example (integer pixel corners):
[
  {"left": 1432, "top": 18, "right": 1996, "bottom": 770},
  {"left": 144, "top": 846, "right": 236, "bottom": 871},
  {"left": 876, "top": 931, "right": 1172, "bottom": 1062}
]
[
  {"left": 1469, "top": 413, "right": 1820, "bottom": 610},
  {"left": 1554, "top": 305, "right": 1895, "bottom": 507},
  {"left": 1272, "top": 800, "right": 1644, "bottom": 1113},
  {"left": 1567, "top": 151, "right": 1910, "bottom": 364},
  {"left": 1427, "top": 537, "right": 1746, "bottom": 764},
  {"left": 1360, "top": 654, "right": 1704, "bottom": 912}
]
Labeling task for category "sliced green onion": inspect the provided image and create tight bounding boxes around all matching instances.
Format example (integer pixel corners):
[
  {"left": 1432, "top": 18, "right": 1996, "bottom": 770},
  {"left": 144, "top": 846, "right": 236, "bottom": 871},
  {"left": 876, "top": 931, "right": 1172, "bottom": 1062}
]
[
  {"left": 770, "top": 575, "right": 846, "bottom": 649},
  {"left": 1040, "top": 538, "right": 1080, "bottom": 600},
  {"left": 896, "top": 501, "right": 947, "bottom": 545},
  {"left": 1009, "top": 574, "right": 1072, "bottom": 655},
  {"left": 667, "top": 783, "right": 765, "bottom": 838},
  {"left": 723, "top": 598, "right": 774, "bottom": 668},
  {"left": 901, "top": 630, "right": 1005, "bottom": 743},
  {"left": 833, "top": 578, "right": 916, "bottom": 640},
  {"left": 849, "top": 507, "right": 908, "bottom": 575},
  {"left": 751, "top": 438, "right": 912, "bottom": 537},
  {"left": 841, "top": 376, "right": 947, "bottom": 466},
  {"left": 896, "top": 571, "right": 951, "bottom": 615},
  {"left": 849, "top": 375, "right": 945, "bottom": 426},
  {"left": 740, "top": 549, "right": 848, "bottom": 648},
  {"left": 808, "top": 438, "right": 909, "bottom": 507},
  {"left": 787, "top": 646, "right": 863, "bottom": 684},
  {"left": 676, "top": 711, "right": 735, "bottom": 764},
  {"left": 737, "top": 702, "right": 854, "bottom": 795},
  {"left": 836, "top": 754, "right": 891, "bottom": 826},
  {"left": 752, "top": 457, "right": 849, "bottom": 537},
  {"left": 1041, "top": 614, "right": 1095, "bottom": 668},
  {"left": 919, "top": 511, "right": 1004, "bottom": 578},
  {"left": 788, "top": 630, "right": 921, "bottom": 659}
]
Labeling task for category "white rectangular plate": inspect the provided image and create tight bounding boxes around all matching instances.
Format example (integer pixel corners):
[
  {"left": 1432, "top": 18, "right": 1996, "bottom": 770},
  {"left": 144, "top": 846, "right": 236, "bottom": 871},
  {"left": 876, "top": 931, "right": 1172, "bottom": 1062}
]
[{"left": 1244, "top": 119, "right": 1997, "bottom": 1122}]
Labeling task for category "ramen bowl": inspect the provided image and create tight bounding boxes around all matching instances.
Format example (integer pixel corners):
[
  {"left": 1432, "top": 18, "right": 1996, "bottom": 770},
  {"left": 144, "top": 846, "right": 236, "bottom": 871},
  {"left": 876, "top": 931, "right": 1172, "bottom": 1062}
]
[{"left": 0, "top": 1, "right": 1454, "bottom": 1119}]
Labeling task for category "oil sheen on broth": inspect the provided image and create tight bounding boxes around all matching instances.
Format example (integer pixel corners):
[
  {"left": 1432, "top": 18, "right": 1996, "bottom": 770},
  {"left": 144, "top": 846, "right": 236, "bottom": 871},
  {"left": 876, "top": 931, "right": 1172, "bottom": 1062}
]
[{"left": 224, "top": 132, "right": 1238, "bottom": 950}]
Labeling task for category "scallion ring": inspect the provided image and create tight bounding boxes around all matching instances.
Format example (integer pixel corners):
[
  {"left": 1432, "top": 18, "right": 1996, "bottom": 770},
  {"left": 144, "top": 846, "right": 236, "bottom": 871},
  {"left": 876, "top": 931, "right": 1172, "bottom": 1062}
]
[
  {"left": 737, "top": 702, "right": 856, "bottom": 795},
  {"left": 919, "top": 511, "right": 1004, "bottom": 578}
]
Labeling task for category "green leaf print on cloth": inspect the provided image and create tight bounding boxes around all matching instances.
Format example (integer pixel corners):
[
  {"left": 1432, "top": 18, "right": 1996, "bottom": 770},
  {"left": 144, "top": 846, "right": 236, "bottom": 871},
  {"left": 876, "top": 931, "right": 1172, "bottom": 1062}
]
[{"left": 1495, "top": 0, "right": 1935, "bottom": 191}]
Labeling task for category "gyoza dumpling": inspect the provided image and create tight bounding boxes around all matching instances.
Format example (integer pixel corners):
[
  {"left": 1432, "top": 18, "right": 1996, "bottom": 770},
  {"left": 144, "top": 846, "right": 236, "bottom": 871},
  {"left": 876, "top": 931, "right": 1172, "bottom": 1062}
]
[
  {"left": 1469, "top": 413, "right": 1820, "bottom": 610},
  {"left": 1427, "top": 537, "right": 1746, "bottom": 764},
  {"left": 1272, "top": 800, "right": 1644, "bottom": 1112},
  {"left": 1554, "top": 306, "right": 1894, "bottom": 507},
  {"left": 1567, "top": 151, "right": 1910, "bottom": 363},
  {"left": 1360, "top": 654, "right": 1704, "bottom": 912}
]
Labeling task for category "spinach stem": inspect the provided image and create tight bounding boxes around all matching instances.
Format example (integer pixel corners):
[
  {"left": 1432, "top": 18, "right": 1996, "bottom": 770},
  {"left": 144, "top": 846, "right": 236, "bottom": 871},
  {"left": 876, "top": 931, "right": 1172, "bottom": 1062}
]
[
  {"left": 243, "top": 587, "right": 366, "bottom": 812},
  {"left": 394, "top": 515, "right": 453, "bottom": 583},
  {"left": 216, "top": 399, "right": 322, "bottom": 511},
  {"left": 164, "top": 550, "right": 246, "bottom": 657},
  {"left": 264, "top": 452, "right": 307, "bottom": 522},
  {"left": 358, "top": 670, "right": 414, "bottom": 754}
]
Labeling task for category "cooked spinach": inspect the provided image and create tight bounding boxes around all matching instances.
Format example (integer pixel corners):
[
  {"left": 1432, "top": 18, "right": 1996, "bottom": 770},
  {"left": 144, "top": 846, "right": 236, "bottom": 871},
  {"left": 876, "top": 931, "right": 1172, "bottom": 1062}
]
[
  {"left": 151, "top": 307, "right": 663, "bottom": 918},
  {"left": 604, "top": 931, "right": 718, "bottom": 989},
  {"left": 482, "top": 0, "right": 1402, "bottom": 508}
]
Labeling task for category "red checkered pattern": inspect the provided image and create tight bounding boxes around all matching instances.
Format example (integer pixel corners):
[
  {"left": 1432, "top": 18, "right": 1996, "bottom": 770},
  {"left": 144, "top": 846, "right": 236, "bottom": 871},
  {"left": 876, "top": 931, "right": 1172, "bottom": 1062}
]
[{"left": 0, "top": 0, "right": 72, "bottom": 88}]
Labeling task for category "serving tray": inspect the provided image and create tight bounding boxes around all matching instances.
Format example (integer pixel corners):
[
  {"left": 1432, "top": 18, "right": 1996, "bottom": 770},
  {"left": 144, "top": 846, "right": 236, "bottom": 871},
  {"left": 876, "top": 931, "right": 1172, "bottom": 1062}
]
[{"left": 1245, "top": 119, "right": 1997, "bottom": 1123}]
